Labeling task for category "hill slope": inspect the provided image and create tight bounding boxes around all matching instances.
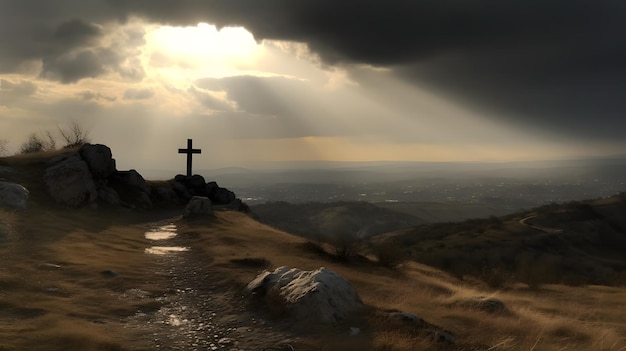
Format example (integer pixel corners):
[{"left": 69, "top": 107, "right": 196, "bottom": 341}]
[
  {"left": 1, "top": 150, "right": 626, "bottom": 350},
  {"left": 251, "top": 201, "right": 423, "bottom": 242},
  {"left": 374, "top": 193, "right": 626, "bottom": 287}
]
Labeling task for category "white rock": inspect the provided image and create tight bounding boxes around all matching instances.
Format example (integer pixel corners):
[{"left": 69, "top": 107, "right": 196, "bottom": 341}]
[
  {"left": 44, "top": 154, "right": 97, "bottom": 207},
  {"left": 247, "top": 266, "right": 363, "bottom": 324}
]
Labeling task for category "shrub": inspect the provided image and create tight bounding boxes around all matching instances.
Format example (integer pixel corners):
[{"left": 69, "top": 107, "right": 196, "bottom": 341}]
[
  {"left": 372, "top": 242, "right": 406, "bottom": 269},
  {"left": 19, "top": 132, "right": 56, "bottom": 154},
  {"left": 58, "top": 120, "right": 91, "bottom": 148}
]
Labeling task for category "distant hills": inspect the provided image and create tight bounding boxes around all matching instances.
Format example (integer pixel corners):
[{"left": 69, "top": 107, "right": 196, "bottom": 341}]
[
  {"left": 374, "top": 192, "right": 626, "bottom": 287},
  {"left": 251, "top": 201, "right": 422, "bottom": 242}
]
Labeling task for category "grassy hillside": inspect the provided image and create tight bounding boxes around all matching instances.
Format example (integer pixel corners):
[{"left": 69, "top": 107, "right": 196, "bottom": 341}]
[
  {"left": 1, "top": 151, "right": 626, "bottom": 350},
  {"left": 374, "top": 194, "right": 626, "bottom": 288},
  {"left": 251, "top": 201, "right": 423, "bottom": 241}
]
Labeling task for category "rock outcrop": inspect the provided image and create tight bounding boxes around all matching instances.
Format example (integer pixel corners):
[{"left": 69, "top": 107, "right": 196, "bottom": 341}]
[
  {"left": 246, "top": 266, "right": 363, "bottom": 324},
  {"left": 171, "top": 174, "right": 244, "bottom": 210},
  {"left": 183, "top": 196, "right": 213, "bottom": 218},
  {"left": 36, "top": 143, "right": 246, "bottom": 211},
  {"left": 0, "top": 181, "right": 29, "bottom": 209},
  {"left": 79, "top": 144, "right": 115, "bottom": 179},
  {"left": 44, "top": 154, "right": 97, "bottom": 207}
]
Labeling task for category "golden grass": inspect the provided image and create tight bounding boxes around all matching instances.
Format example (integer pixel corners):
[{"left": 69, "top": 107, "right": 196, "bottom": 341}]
[
  {"left": 177, "top": 212, "right": 626, "bottom": 350},
  {"left": 1, "top": 194, "right": 625, "bottom": 350}
]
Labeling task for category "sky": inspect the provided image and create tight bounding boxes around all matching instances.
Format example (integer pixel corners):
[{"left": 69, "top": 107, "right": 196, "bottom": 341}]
[{"left": 1, "top": 1, "right": 625, "bottom": 173}]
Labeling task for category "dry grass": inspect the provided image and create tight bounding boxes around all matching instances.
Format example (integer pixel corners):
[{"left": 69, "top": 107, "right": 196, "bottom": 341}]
[
  {"left": 1, "top": 148, "right": 625, "bottom": 350},
  {"left": 2, "top": 207, "right": 626, "bottom": 350},
  {"left": 177, "top": 212, "right": 626, "bottom": 350}
]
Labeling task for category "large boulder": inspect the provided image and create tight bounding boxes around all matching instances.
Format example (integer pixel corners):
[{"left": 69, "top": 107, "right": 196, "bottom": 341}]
[
  {"left": 97, "top": 186, "right": 121, "bottom": 206},
  {"left": 112, "top": 170, "right": 150, "bottom": 194},
  {"left": 0, "top": 181, "right": 29, "bottom": 209},
  {"left": 0, "top": 166, "right": 14, "bottom": 179},
  {"left": 44, "top": 154, "right": 97, "bottom": 207},
  {"left": 79, "top": 144, "right": 116, "bottom": 179},
  {"left": 206, "top": 181, "right": 236, "bottom": 205},
  {"left": 152, "top": 183, "right": 179, "bottom": 204},
  {"left": 175, "top": 174, "right": 208, "bottom": 196},
  {"left": 183, "top": 196, "right": 213, "bottom": 218},
  {"left": 172, "top": 181, "right": 192, "bottom": 201},
  {"left": 246, "top": 266, "right": 363, "bottom": 324}
]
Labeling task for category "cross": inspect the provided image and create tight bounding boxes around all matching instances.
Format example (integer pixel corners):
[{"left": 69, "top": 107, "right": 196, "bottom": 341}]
[{"left": 178, "top": 138, "right": 201, "bottom": 177}]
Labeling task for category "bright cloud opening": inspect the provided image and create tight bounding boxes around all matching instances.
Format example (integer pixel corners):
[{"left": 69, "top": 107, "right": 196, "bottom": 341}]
[{"left": 144, "top": 23, "right": 262, "bottom": 85}]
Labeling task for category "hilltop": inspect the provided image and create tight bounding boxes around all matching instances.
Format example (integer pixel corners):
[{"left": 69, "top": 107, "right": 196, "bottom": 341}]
[
  {"left": 373, "top": 193, "right": 626, "bottom": 287},
  {"left": 1, "top": 148, "right": 626, "bottom": 350}
]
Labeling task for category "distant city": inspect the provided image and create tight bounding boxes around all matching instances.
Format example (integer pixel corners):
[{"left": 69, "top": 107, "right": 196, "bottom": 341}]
[{"left": 177, "top": 157, "right": 626, "bottom": 212}]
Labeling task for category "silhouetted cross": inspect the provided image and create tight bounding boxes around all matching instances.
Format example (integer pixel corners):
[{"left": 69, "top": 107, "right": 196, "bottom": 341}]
[{"left": 178, "top": 138, "right": 201, "bottom": 177}]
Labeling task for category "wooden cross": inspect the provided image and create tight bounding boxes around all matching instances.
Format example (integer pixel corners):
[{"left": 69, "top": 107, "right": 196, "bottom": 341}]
[{"left": 178, "top": 138, "right": 201, "bottom": 177}]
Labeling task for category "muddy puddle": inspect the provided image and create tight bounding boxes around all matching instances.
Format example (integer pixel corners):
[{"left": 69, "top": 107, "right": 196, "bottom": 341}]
[{"left": 144, "top": 224, "right": 189, "bottom": 255}]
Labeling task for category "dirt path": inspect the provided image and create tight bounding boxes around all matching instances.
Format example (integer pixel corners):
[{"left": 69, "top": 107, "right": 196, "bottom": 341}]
[
  {"left": 124, "top": 220, "right": 298, "bottom": 351},
  {"left": 518, "top": 214, "right": 563, "bottom": 234}
]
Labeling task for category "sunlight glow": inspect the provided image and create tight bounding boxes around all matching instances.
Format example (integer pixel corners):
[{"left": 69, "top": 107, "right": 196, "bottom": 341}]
[
  {"left": 144, "top": 23, "right": 262, "bottom": 86},
  {"left": 149, "top": 23, "right": 257, "bottom": 58}
]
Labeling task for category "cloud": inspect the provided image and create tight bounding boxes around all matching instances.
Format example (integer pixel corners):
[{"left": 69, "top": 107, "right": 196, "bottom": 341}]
[
  {"left": 0, "top": 79, "right": 38, "bottom": 96},
  {"left": 1, "top": 0, "right": 624, "bottom": 143},
  {"left": 123, "top": 87, "right": 154, "bottom": 100},
  {"left": 78, "top": 90, "right": 116, "bottom": 102},
  {"left": 110, "top": 0, "right": 625, "bottom": 142}
]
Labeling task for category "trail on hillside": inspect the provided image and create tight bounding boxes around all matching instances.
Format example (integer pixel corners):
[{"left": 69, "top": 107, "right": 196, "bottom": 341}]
[{"left": 124, "top": 220, "right": 296, "bottom": 351}]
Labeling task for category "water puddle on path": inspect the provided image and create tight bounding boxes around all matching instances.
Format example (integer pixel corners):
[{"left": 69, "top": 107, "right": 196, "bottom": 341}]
[{"left": 144, "top": 224, "right": 189, "bottom": 255}]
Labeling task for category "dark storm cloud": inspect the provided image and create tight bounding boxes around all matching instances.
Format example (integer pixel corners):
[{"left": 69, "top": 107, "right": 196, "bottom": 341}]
[
  {"left": 0, "top": 1, "right": 143, "bottom": 82},
  {"left": 117, "top": 0, "right": 625, "bottom": 142},
  {"left": 2, "top": 1, "right": 624, "bottom": 141}
]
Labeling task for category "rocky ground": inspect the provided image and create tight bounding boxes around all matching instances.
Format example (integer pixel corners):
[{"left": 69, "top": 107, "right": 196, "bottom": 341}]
[{"left": 123, "top": 219, "right": 300, "bottom": 351}]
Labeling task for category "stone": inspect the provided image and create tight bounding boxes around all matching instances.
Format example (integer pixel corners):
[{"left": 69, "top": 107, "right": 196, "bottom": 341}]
[
  {"left": 246, "top": 266, "right": 363, "bottom": 324},
  {"left": 433, "top": 330, "right": 456, "bottom": 344},
  {"left": 172, "top": 181, "right": 192, "bottom": 200},
  {"left": 98, "top": 186, "right": 121, "bottom": 206},
  {"left": 183, "top": 196, "right": 213, "bottom": 218},
  {"left": 0, "top": 166, "right": 14, "bottom": 179},
  {"left": 187, "top": 174, "right": 206, "bottom": 189},
  {"left": 112, "top": 170, "right": 150, "bottom": 194},
  {"left": 174, "top": 174, "right": 208, "bottom": 196},
  {"left": 470, "top": 297, "right": 507, "bottom": 313},
  {"left": 152, "top": 184, "right": 179, "bottom": 204},
  {"left": 0, "top": 181, "right": 29, "bottom": 209},
  {"left": 389, "top": 312, "right": 423, "bottom": 323},
  {"left": 227, "top": 198, "right": 250, "bottom": 212},
  {"left": 207, "top": 182, "right": 236, "bottom": 205},
  {"left": 137, "top": 191, "right": 153, "bottom": 209},
  {"left": 44, "top": 154, "right": 97, "bottom": 207},
  {"left": 79, "top": 144, "right": 116, "bottom": 179}
]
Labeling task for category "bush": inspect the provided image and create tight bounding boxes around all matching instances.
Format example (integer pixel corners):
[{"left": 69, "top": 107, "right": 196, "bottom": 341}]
[
  {"left": 372, "top": 242, "right": 406, "bottom": 269},
  {"left": 19, "top": 132, "right": 56, "bottom": 154},
  {"left": 329, "top": 236, "right": 362, "bottom": 261},
  {"left": 58, "top": 120, "right": 91, "bottom": 148}
]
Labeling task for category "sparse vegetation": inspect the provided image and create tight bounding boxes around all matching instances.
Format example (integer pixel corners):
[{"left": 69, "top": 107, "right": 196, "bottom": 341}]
[
  {"left": 19, "top": 131, "right": 57, "bottom": 154},
  {"left": 1, "top": 150, "right": 626, "bottom": 350},
  {"left": 15, "top": 121, "right": 91, "bottom": 155},
  {"left": 376, "top": 197, "right": 626, "bottom": 288},
  {"left": 58, "top": 120, "right": 91, "bottom": 148},
  {"left": 371, "top": 242, "right": 407, "bottom": 269}
]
